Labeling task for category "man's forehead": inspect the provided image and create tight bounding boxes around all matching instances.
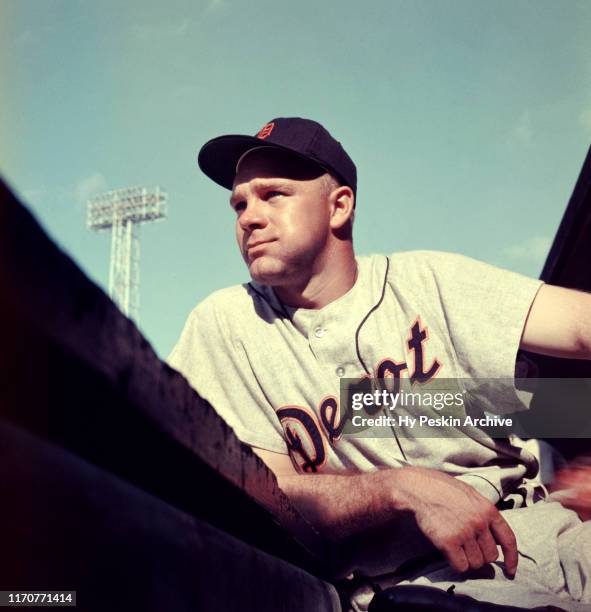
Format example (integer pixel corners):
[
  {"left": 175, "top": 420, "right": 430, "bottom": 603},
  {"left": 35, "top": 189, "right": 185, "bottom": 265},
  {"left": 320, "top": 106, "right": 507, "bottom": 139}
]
[{"left": 232, "top": 148, "right": 324, "bottom": 190}]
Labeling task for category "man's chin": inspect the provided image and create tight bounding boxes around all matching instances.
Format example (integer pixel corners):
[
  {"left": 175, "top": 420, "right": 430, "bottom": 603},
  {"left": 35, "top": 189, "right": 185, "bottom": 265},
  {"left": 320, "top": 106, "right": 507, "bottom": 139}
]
[{"left": 248, "top": 259, "right": 286, "bottom": 286}]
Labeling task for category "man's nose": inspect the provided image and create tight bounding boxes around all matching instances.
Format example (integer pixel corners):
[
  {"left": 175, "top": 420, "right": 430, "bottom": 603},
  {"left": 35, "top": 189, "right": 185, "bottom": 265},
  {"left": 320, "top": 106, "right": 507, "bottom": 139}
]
[{"left": 238, "top": 198, "right": 268, "bottom": 231}]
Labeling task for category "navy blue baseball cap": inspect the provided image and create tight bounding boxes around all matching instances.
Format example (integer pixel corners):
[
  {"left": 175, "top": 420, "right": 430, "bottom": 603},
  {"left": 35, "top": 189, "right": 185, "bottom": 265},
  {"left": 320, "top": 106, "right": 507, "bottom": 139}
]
[{"left": 197, "top": 117, "right": 357, "bottom": 195}]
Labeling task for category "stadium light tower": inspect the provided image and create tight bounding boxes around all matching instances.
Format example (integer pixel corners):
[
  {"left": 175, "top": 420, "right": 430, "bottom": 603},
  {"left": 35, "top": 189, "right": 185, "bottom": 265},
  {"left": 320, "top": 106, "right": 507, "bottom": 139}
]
[{"left": 87, "top": 186, "right": 168, "bottom": 323}]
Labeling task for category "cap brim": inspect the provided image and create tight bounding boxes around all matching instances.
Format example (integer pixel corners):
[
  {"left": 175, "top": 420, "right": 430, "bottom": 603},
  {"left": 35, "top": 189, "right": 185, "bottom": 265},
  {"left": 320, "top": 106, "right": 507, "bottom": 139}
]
[{"left": 197, "top": 135, "right": 325, "bottom": 191}]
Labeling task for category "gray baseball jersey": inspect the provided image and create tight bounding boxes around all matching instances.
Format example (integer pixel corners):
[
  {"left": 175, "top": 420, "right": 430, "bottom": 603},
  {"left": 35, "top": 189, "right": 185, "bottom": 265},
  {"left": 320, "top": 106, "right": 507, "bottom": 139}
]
[{"left": 169, "top": 250, "right": 545, "bottom": 508}]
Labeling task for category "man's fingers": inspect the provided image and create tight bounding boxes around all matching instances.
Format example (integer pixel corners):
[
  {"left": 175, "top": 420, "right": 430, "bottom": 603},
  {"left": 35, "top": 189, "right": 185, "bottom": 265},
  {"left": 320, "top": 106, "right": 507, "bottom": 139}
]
[
  {"left": 463, "top": 537, "right": 484, "bottom": 569},
  {"left": 445, "top": 545, "right": 469, "bottom": 573},
  {"left": 490, "top": 513, "right": 518, "bottom": 576},
  {"left": 476, "top": 528, "right": 500, "bottom": 564}
]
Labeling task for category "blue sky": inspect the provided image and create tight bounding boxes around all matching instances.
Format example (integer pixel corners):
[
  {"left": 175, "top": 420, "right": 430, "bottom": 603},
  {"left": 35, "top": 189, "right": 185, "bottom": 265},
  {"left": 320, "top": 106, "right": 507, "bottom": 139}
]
[{"left": 2, "top": 0, "right": 590, "bottom": 358}]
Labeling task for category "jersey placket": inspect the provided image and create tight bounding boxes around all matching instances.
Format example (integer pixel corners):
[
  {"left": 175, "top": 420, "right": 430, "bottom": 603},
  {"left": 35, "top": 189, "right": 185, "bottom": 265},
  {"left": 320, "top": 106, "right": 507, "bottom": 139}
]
[{"left": 307, "top": 310, "right": 364, "bottom": 381}]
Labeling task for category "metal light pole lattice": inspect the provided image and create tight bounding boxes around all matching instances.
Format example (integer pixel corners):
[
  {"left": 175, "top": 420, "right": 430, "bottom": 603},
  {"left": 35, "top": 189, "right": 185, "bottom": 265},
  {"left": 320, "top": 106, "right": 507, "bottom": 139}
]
[{"left": 87, "top": 186, "right": 167, "bottom": 322}]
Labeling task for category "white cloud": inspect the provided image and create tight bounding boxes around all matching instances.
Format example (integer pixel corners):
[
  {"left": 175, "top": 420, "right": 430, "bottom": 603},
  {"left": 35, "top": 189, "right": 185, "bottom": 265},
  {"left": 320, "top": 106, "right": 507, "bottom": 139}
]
[
  {"left": 503, "top": 235, "right": 552, "bottom": 262},
  {"left": 130, "top": 18, "right": 192, "bottom": 42},
  {"left": 14, "top": 30, "right": 33, "bottom": 46},
  {"left": 507, "top": 110, "right": 533, "bottom": 148},
  {"left": 74, "top": 172, "right": 108, "bottom": 204},
  {"left": 207, "top": 0, "right": 225, "bottom": 11},
  {"left": 21, "top": 188, "right": 43, "bottom": 203}
]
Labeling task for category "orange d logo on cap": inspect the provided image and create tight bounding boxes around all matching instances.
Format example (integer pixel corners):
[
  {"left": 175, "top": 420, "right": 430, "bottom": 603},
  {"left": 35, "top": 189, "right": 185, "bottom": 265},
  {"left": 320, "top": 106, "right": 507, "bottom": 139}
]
[{"left": 256, "top": 122, "right": 275, "bottom": 139}]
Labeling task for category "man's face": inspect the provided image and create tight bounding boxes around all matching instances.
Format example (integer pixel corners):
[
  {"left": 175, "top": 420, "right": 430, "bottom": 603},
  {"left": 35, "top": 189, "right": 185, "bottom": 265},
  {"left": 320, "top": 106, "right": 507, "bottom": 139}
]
[{"left": 230, "top": 149, "right": 332, "bottom": 287}]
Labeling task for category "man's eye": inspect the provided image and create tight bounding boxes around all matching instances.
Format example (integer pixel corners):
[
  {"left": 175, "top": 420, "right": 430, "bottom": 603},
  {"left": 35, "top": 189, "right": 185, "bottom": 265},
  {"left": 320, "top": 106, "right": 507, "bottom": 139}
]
[
  {"left": 234, "top": 202, "right": 246, "bottom": 213},
  {"left": 266, "top": 191, "right": 283, "bottom": 200}
]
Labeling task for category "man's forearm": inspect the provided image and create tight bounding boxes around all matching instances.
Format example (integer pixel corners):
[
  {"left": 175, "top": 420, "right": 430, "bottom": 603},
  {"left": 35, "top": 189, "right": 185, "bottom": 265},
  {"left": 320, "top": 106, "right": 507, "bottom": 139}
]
[
  {"left": 277, "top": 468, "right": 404, "bottom": 541},
  {"left": 276, "top": 465, "right": 519, "bottom": 575}
]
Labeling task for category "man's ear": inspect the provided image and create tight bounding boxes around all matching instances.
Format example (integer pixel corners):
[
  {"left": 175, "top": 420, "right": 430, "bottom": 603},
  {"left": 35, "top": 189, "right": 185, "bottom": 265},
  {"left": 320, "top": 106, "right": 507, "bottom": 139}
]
[{"left": 329, "top": 186, "right": 355, "bottom": 230}]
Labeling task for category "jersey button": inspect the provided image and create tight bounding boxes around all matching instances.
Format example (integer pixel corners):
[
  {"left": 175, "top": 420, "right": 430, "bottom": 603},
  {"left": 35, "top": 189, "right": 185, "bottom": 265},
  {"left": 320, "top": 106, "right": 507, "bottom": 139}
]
[
  {"left": 336, "top": 366, "right": 345, "bottom": 377},
  {"left": 314, "top": 327, "right": 326, "bottom": 338}
]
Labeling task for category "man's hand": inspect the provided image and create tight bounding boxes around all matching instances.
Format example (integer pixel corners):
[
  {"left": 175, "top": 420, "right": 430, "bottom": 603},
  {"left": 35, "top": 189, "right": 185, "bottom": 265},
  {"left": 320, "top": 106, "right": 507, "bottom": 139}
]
[
  {"left": 550, "top": 462, "right": 591, "bottom": 521},
  {"left": 392, "top": 467, "right": 518, "bottom": 576},
  {"left": 253, "top": 449, "right": 518, "bottom": 575}
]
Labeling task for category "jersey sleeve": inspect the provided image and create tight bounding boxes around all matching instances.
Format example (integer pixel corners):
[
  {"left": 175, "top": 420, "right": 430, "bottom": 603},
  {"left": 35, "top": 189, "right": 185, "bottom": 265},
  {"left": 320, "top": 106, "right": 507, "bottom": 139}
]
[
  {"left": 167, "top": 295, "right": 289, "bottom": 454},
  {"left": 394, "top": 251, "right": 544, "bottom": 413}
]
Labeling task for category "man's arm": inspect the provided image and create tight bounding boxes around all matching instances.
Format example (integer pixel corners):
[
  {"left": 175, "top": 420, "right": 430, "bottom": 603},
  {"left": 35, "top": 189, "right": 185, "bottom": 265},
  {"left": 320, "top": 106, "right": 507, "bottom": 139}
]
[
  {"left": 521, "top": 284, "right": 591, "bottom": 518},
  {"left": 254, "top": 448, "right": 517, "bottom": 575},
  {"left": 520, "top": 284, "right": 591, "bottom": 359}
]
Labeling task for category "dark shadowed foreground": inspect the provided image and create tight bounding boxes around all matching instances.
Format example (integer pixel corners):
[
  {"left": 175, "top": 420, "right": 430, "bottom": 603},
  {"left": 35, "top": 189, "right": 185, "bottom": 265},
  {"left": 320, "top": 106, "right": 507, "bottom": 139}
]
[{"left": 0, "top": 178, "right": 341, "bottom": 611}]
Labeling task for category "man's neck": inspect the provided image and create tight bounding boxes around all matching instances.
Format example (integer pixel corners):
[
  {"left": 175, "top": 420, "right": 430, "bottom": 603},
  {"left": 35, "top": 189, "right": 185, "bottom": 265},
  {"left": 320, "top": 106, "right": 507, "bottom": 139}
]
[{"left": 273, "top": 245, "right": 358, "bottom": 309}]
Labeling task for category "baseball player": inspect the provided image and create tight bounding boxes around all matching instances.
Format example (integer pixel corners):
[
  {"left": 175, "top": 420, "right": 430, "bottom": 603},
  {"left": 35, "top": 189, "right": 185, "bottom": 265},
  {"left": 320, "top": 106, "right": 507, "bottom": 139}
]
[{"left": 169, "top": 117, "right": 591, "bottom": 610}]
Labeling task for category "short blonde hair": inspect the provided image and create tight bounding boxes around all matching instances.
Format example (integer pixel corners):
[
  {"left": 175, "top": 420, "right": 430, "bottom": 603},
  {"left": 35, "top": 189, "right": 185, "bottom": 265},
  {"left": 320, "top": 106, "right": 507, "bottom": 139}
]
[
  {"left": 320, "top": 172, "right": 342, "bottom": 197},
  {"left": 320, "top": 172, "right": 355, "bottom": 231}
]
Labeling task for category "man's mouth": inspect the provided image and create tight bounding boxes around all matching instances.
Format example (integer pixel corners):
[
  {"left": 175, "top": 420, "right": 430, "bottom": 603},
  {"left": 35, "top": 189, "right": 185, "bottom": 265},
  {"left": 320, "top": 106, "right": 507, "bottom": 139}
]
[
  {"left": 246, "top": 239, "right": 275, "bottom": 252},
  {"left": 245, "top": 239, "right": 275, "bottom": 261}
]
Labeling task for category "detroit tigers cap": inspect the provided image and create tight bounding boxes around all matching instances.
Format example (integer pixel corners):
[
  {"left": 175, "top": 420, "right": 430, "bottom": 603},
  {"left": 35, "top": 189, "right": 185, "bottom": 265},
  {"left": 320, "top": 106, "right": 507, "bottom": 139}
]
[{"left": 197, "top": 117, "right": 357, "bottom": 195}]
